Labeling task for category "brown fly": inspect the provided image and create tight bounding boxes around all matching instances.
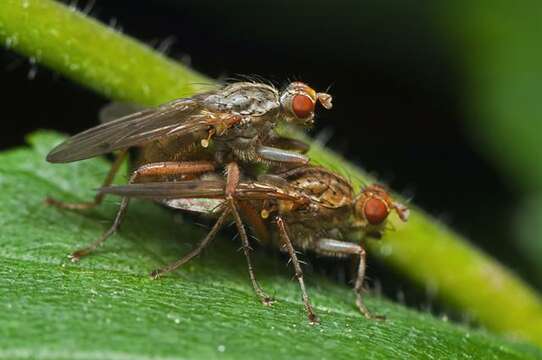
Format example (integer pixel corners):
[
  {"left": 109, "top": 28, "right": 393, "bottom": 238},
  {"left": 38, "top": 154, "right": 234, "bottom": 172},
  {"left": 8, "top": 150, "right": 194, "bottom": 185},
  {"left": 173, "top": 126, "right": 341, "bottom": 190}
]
[
  {"left": 99, "top": 166, "right": 409, "bottom": 323},
  {"left": 45, "top": 81, "right": 332, "bottom": 263},
  {"left": 47, "top": 81, "right": 332, "bottom": 165}
]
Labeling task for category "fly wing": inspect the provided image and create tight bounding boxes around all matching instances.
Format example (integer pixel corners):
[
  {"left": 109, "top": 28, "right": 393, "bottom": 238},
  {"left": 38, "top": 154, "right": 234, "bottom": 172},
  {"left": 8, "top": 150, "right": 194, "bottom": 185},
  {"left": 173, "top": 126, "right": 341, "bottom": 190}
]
[
  {"left": 47, "top": 98, "right": 210, "bottom": 163},
  {"left": 100, "top": 180, "right": 227, "bottom": 200},
  {"left": 99, "top": 180, "right": 300, "bottom": 202},
  {"left": 165, "top": 198, "right": 225, "bottom": 214}
]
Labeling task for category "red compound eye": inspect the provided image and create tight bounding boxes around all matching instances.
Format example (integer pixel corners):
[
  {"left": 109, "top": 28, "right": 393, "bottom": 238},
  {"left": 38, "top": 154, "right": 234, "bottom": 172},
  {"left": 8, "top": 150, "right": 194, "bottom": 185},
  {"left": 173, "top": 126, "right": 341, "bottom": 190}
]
[
  {"left": 292, "top": 94, "right": 314, "bottom": 119},
  {"left": 364, "top": 198, "right": 389, "bottom": 225}
]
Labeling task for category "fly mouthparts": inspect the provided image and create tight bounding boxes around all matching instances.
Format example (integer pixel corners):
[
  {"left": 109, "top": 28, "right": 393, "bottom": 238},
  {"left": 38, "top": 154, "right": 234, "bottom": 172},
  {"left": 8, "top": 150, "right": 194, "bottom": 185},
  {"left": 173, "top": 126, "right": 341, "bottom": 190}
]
[{"left": 317, "top": 92, "right": 333, "bottom": 109}]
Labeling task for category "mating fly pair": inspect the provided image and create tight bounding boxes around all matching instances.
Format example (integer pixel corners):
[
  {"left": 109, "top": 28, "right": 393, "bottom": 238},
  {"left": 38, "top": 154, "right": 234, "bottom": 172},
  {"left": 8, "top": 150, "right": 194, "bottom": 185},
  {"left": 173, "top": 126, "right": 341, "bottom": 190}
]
[{"left": 46, "top": 79, "right": 408, "bottom": 323}]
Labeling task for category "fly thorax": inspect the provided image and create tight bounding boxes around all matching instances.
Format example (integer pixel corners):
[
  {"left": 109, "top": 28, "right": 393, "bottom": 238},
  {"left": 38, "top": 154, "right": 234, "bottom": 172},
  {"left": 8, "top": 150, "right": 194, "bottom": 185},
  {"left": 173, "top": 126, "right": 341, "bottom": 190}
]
[{"left": 206, "top": 82, "right": 280, "bottom": 117}]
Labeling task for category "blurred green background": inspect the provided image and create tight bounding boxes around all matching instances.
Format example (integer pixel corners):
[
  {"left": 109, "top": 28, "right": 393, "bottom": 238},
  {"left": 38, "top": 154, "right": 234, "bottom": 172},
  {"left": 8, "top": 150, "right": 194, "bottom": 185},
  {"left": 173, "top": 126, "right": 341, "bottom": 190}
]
[{"left": 1, "top": 0, "right": 541, "bottom": 325}]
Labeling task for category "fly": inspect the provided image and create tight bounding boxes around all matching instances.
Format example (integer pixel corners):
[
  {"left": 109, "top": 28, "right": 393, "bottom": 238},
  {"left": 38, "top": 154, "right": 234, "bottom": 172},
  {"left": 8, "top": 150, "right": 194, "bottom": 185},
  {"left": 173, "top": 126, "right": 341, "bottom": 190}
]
[{"left": 99, "top": 166, "right": 409, "bottom": 323}]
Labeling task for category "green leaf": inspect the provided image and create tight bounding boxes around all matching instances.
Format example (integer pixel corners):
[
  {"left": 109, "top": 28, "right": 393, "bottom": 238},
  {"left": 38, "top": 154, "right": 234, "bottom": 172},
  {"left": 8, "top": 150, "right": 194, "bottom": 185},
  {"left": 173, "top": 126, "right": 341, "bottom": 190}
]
[{"left": 0, "top": 131, "right": 539, "bottom": 359}]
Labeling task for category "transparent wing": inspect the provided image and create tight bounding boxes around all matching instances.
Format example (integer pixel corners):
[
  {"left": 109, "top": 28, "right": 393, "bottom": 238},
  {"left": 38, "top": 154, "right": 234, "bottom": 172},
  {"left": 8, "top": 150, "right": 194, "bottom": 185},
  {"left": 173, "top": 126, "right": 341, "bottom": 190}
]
[
  {"left": 101, "top": 180, "right": 227, "bottom": 199},
  {"left": 47, "top": 98, "right": 209, "bottom": 163},
  {"left": 165, "top": 198, "right": 225, "bottom": 214},
  {"left": 99, "top": 180, "right": 300, "bottom": 202}
]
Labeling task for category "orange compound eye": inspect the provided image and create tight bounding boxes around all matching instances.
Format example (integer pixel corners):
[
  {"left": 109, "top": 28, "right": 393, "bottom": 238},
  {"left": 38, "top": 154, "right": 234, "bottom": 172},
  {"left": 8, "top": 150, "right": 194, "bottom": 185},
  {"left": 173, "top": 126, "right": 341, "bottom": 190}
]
[
  {"left": 292, "top": 94, "right": 314, "bottom": 119},
  {"left": 364, "top": 198, "right": 389, "bottom": 225}
]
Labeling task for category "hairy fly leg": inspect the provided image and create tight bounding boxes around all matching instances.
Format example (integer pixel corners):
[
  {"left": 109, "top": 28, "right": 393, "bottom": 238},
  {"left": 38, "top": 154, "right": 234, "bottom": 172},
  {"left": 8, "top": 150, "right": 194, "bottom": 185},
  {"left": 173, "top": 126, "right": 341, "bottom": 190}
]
[
  {"left": 46, "top": 150, "right": 129, "bottom": 210},
  {"left": 226, "top": 162, "right": 273, "bottom": 306},
  {"left": 256, "top": 146, "right": 309, "bottom": 165},
  {"left": 276, "top": 216, "right": 319, "bottom": 324},
  {"left": 264, "top": 136, "right": 310, "bottom": 154},
  {"left": 149, "top": 207, "right": 231, "bottom": 278},
  {"left": 315, "top": 238, "right": 384, "bottom": 320}
]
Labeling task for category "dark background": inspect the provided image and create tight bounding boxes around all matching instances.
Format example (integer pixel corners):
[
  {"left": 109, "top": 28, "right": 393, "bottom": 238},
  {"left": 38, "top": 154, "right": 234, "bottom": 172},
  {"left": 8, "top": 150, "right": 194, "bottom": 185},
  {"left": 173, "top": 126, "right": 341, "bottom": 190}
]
[{"left": 1, "top": 1, "right": 533, "bottom": 309}]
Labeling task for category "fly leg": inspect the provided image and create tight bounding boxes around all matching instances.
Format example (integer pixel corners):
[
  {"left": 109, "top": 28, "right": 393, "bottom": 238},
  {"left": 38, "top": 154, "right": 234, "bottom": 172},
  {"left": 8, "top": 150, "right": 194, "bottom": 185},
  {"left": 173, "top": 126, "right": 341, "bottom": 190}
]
[
  {"left": 70, "top": 189, "right": 130, "bottom": 261},
  {"left": 46, "top": 150, "right": 128, "bottom": 210},
  {"left": 256, "top": 146, "right": 309, "bottom": 165},
  {"left": 276, "top": 216, "right": 319, "bottom": 324},
  {"left": 149, "top": 207, "right": 231, "bottom": 279},
  {"left": 237, "top": 200, "right": 271, "bottom": 245},
  {"left": 69, "top": 161, "right": 216, "bottom": 261},
  {"left": 226, "top": 162, "right": 273, "bottom": 306},
  {"left": 264, "top": 135, "right": 310, "bottom": 154},
  {"left": 315, "top": 238, "right": 384, "bottom": 320}
]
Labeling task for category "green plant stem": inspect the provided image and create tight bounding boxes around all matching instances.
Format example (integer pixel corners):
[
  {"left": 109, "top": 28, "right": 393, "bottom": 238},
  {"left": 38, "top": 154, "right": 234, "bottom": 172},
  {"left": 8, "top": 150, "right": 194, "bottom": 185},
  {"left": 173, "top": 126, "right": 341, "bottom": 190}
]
[
  {"left": 0, "top": 0, "right": 209, "bottom": 105},
  {"left": 1, "top": 0, "right": 541, "bottom": 346}
]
